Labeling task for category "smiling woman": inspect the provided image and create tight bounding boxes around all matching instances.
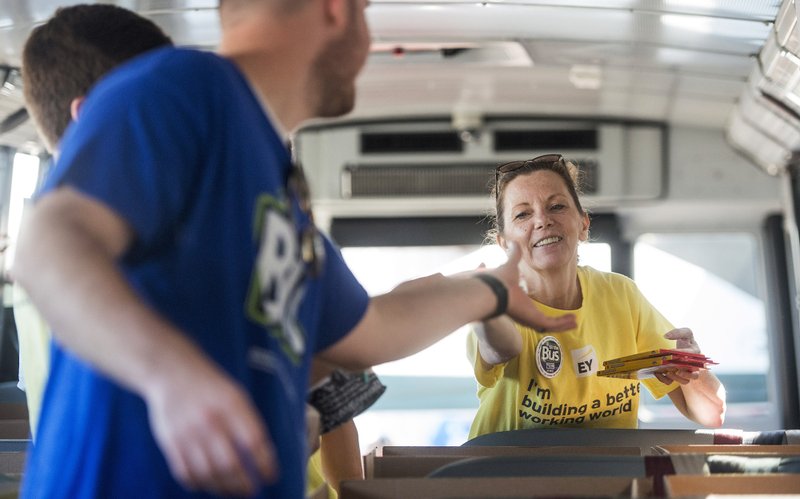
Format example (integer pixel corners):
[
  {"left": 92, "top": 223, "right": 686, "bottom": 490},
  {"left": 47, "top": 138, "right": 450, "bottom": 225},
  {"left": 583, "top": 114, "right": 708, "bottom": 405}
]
[{"left": 465, "top": 154, "right": 726, "bottom": 438}]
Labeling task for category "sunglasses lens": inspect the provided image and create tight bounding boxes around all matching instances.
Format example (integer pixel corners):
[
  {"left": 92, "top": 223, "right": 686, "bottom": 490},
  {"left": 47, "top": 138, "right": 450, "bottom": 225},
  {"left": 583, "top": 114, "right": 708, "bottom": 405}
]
[
  {"left": 496, "top": 155, "right": 562, "bottom": 174},
  {"left": 531, "top": 154, "right": 562, "bottom": 164},
  {"left": 497, "top": 161, "right": 526, "bottom": 173}
]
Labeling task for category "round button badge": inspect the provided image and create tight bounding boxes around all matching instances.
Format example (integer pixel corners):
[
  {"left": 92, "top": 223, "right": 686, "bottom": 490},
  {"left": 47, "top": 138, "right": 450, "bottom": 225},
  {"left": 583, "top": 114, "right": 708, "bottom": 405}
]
[{"left": 535, "top": 335, "right": 563, "bottom": 378}]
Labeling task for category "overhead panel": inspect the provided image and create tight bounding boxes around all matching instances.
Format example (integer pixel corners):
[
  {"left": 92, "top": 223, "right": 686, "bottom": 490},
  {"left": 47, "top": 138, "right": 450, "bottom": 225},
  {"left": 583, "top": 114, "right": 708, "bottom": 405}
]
[
  {"left": 726, "top": 0, "right": 800, "bottom": 174},
  {"left": 727, "top": 108, "right": 791, "bottom": 175},
  {"left": 296, "top": 117, "right": 666, "bottom": 222},
  {"left": 744, "top": 66, "right": 800, "bottom": 150}
]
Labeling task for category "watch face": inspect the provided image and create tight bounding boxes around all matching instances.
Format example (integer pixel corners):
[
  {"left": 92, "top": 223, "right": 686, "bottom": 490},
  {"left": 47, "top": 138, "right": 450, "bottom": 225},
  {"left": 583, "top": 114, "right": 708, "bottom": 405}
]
[{"left": 536, "top": 335, "right": 563, "bottom": 378}]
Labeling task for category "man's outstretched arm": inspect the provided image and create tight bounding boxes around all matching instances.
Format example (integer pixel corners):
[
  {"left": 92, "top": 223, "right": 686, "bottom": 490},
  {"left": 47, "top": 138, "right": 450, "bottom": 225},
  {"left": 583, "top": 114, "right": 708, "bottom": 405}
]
[
  {"left": 13, "top": 187, "right": 276, "bottom": 496},
  {"left": 318, "top": 242, "right": 576, "bottom": 369}
]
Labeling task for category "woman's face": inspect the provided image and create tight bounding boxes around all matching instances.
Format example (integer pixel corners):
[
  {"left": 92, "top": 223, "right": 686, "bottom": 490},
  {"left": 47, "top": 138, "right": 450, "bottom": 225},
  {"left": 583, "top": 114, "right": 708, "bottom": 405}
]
[{"left": 498, "top": 170, "right": 589, "bottom": 274}]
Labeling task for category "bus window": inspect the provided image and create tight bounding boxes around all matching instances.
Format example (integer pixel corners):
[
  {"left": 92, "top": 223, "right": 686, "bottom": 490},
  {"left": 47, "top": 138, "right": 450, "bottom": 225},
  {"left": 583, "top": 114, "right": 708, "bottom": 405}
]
[
  {"left": 341, "top": 241, "right": 612, "bottom": 449},
  {"left": 6, "top": 152, "right": 40, "bottom": 269},
  {"left": 633, "top": 232, "right": 778, "bottom": 430}
]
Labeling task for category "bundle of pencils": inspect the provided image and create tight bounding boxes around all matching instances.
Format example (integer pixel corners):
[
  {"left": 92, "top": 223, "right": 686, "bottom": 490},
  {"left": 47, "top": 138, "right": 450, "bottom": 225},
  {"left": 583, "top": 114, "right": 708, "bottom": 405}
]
[{"left": 597, "top": 349, "right": 717, "bottom": 379}]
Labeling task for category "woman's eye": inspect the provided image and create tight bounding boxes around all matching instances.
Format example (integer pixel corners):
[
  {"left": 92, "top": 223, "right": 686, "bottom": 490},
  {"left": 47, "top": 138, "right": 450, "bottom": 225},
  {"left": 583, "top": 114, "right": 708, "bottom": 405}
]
[
  {"left": 550, "top": 204, "right": 565, "bottom": 211},
  {"left": 514, "top": 211, "right": 530, "bottom": 220}
]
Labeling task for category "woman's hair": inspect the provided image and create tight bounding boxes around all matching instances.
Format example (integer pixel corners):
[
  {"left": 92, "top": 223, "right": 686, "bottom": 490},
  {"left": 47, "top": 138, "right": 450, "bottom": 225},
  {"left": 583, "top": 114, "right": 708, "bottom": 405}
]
[{"left": 488, "top": 156, "right": 585, "bottom": 240}]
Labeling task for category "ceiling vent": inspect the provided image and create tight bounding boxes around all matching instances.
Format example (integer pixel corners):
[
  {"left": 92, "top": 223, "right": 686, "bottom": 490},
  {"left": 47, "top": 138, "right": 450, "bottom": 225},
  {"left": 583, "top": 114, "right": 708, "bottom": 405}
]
[
  {"left": 343, "top": 162, "right": 494, "bottom": 198},
  {"left": 296, "top": 119, "right": 665, "bottom": 219},
  {"left": 494, "top": 129, "right": 598, "bottom": 151},
  {"left": 360, "top": 131, "right": 463, "bottom": 154}
]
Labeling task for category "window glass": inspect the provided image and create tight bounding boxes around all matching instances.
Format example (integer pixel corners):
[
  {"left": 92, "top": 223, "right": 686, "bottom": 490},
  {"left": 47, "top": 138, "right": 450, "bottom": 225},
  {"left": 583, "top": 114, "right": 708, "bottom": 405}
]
[
  {"left": 6, "top": 153, "right": 40, "bottom": 269},
  {"left": 633, "top": 233, "right": 775, "bottom": 429},
  {"left": 341, "top": 241, "right": 611, "bottom": 449}
]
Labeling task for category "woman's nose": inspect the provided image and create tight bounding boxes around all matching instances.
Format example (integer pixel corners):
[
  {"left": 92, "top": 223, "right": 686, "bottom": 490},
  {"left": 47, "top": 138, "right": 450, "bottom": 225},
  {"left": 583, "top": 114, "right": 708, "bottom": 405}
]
[{"left": 534, "top": 213, "right": 552, "bottom": 230}]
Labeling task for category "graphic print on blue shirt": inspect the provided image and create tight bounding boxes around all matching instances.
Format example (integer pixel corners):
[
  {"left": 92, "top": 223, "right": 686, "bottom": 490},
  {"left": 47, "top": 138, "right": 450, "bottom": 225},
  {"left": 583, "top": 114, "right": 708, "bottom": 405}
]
[{"left": 246, "top": 193, "right": 309, "bottom": 364}]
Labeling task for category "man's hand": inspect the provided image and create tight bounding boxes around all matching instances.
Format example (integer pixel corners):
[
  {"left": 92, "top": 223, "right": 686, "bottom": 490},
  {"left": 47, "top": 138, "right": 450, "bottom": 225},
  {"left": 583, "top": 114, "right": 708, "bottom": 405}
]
[
  {"left": 489, "top": 242, "right": 577, "bottom": 332},
  {"left": 145, "top": 364, "right": 277, "bottom": 497}
]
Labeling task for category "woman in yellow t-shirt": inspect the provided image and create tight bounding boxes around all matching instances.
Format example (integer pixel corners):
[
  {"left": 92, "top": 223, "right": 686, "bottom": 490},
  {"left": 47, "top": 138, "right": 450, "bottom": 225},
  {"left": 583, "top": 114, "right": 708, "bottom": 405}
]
[{"left": 468, "top": 154, "right": 726, "bottom": 439}]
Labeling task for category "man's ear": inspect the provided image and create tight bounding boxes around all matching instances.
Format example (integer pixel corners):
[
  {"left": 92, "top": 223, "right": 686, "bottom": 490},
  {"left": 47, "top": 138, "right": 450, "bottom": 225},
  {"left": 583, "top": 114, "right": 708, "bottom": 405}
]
[
  {"left": 322, "top": 0, "right": 349, "bottom": 31},
  {"left": 70, "top": 96, "right": 86, "bottom": 122}
]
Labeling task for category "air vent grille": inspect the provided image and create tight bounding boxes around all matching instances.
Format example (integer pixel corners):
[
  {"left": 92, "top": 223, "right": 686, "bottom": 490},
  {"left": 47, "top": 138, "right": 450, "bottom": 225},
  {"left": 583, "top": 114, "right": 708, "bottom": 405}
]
[
  {"left": 360, "top": 132, "right": 464, "bottom": 154},
  {"left": 343, "top": 163, "right": 494, "bottom": 197},
  {"left": 494, "top": 129, "right": 598, "bottom": 151}
]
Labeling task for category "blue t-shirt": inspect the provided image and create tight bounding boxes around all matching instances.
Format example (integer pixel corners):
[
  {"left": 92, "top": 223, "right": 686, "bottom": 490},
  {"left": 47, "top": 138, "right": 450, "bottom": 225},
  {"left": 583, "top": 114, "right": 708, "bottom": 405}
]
[{"left": 22, "top": 48, "right": 369, "bottom": 498}]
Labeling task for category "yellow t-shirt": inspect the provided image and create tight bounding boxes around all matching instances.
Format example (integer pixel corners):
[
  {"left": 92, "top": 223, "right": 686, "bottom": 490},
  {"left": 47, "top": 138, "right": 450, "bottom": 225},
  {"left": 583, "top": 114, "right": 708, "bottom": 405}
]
[
  {"left": 13, "top": 283, "right": 50, "bottom": 440},
  {"left": 306, "top": 448, "right": 337, "bottom": 499},
  {"left": 467, "top": 266, "right": 679, "bottom": 439}
]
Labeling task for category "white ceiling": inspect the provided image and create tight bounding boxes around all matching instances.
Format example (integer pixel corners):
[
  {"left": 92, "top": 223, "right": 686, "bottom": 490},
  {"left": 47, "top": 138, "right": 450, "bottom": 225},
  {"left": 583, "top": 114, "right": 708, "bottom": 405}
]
[{"left": 0, "top": 0, "right": 782, "bottom": 150}]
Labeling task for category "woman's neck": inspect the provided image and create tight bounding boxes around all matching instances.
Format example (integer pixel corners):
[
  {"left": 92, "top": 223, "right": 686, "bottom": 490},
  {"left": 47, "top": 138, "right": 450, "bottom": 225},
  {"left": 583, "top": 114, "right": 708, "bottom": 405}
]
[{"left": 524, "top": 266, "right": 582, "bottom": 310}]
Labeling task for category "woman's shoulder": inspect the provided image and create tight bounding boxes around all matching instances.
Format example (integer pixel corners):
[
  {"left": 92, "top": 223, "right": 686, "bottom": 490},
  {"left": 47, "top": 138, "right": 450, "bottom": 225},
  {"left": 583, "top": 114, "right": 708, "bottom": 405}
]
[{"left": 579, "top": 265, "right": 638, "bottom": 293}]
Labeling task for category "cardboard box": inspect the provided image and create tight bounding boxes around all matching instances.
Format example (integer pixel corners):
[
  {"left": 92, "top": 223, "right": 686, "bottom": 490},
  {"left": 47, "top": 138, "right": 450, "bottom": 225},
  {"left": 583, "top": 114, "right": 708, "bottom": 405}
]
[
  {"left": 381, "top": 445, "right": 642, "bottom": 457},
  {"left": 365, "top": 447, "right": 644, "bottom": 479},
  {"left": 463, "top": 428, "right": 716, "bottom": 448},
  {"left": 655, "top": 444, "right": 800, "bottom": 456},
  {"left": 366, "top": 455, "right": 462, "bottom": 479},
  {"left": 664, "top": 474, "right": 800, "bottom": 496},
  {"left": 342, "top": 476, "right": 649, "bottom": 499}
]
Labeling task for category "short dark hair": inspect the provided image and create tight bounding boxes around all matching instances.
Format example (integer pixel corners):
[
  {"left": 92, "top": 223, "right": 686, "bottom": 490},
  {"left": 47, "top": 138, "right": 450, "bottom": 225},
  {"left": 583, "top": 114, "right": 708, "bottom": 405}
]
[{"left": 22, "top": 4, "right": 173, "bottom": 151}]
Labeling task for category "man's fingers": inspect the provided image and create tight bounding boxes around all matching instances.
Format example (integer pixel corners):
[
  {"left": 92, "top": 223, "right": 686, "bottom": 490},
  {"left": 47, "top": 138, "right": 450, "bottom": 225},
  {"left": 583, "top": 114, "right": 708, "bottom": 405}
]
[
  {"left": 249, "top": 438, "right": 279, "bottom": 486},
  {"left": 182, "top": 419, "right": 271, "bottom": 497},
  {"left": 208, "top": 431, "right": 259, "bottom": 496},
  {"left": 164, "top": 443, "right": 199, "bottom": 491},
  {"left": 232, "top": 417, "right": 278, "bottom": 486}
]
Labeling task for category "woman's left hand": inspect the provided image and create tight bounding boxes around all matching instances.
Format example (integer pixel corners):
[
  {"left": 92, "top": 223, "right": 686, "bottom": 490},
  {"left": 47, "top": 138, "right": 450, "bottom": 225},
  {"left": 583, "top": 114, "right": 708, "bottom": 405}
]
[
  {"left": 654, "top": 327, "right": 703, "bottom": 385},
  {"left": 664, "top": 327, "right": 701, "bottom": 353},
  {"left": 654, "top": 368, "right": 700, "bottom": 386}
]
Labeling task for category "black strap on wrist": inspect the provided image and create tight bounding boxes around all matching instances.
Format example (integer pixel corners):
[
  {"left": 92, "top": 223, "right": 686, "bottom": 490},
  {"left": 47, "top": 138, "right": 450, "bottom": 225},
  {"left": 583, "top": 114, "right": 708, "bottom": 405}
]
[{"left": 475, "top": 273, "right": 508, "bottom": 320}]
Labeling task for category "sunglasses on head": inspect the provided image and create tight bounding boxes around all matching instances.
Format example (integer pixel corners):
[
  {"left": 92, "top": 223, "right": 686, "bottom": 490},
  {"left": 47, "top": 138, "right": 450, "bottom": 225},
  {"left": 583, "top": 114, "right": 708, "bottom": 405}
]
[{"left": 494, "top": 154, "right": 564, "bottom": 198}]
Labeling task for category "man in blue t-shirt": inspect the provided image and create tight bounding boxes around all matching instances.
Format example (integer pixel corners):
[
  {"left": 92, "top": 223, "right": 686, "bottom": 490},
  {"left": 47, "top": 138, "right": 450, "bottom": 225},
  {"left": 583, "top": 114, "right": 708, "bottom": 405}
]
[
  {"left": 14, "top": 1, "right": 575, "bottom": 497},
  {"left": 17, "top": 3, "right": 174, "bottom": 444}
]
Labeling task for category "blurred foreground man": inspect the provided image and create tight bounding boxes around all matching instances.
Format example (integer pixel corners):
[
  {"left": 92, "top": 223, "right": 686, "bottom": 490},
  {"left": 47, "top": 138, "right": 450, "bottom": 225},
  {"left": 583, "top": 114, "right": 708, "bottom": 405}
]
[{"left": 15, "top": 0, "right": 574, "bottom": 497}]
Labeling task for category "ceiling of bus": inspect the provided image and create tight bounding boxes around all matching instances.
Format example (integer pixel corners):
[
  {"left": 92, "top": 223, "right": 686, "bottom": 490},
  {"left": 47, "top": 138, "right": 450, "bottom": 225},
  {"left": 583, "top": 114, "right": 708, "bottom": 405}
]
[{"left": 0, "top": 0, "right": 781, "bottom": 152}]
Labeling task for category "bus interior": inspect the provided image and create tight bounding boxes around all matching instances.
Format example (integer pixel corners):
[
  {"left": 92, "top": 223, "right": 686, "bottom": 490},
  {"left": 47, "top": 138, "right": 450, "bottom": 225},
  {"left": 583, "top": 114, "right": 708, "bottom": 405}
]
[{"left": 0, "top": 0, "right": 798, "bottom": 483}]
